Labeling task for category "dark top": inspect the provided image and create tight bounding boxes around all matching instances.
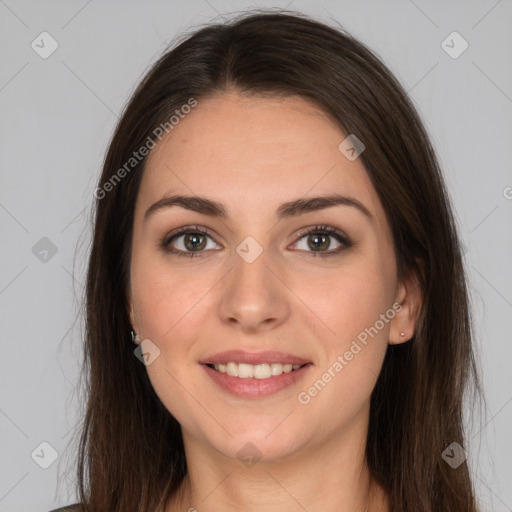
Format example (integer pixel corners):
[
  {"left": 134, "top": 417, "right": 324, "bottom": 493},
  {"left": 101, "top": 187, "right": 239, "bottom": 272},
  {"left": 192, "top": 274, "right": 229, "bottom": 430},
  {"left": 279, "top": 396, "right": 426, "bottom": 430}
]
[{"left": 48, "top": 505, "right": 81, "bottom": 512}]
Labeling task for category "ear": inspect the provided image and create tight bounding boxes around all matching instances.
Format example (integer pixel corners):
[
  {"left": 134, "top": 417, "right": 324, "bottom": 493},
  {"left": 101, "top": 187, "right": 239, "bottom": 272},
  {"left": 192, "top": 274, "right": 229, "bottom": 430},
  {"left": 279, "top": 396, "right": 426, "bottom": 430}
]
[
  {"left": 127, "top": 287, "right": 142, "bottom": 345},
  {"left": 389, "top": 266, "right": 423, "bottom": 345}
]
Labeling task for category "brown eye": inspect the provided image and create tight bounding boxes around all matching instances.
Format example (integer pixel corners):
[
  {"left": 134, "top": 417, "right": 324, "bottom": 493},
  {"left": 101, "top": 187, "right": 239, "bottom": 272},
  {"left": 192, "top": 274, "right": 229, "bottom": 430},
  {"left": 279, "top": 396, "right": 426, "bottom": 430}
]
[
  {"left": 306, "top": 233, "right": 331, "bottom": 251},
  {"left": 182, "top": 233, "right": 207, "bottom": 251},
  {"left": 291, "top": 225, "right": 352, "bottom": 257},
  {"left": 161, "top": 226, "right": 220, "bottom": 258}
]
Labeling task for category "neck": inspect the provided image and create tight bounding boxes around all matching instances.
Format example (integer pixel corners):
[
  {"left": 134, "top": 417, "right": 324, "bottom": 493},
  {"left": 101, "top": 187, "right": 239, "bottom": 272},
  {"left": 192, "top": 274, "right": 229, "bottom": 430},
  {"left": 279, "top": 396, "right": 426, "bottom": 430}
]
[{"left": 164, "top": 411, "right": 389, "bottom": 512}]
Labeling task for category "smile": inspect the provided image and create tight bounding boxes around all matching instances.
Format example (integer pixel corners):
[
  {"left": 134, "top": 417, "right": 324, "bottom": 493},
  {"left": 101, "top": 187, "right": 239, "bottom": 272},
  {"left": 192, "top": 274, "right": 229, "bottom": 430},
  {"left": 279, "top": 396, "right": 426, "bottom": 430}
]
[
  {"left": 201, "top": 362, "right": 312, "bottom": 398},
  {"left": 207, "top": 362, "right": 305, "bottom": 379}
]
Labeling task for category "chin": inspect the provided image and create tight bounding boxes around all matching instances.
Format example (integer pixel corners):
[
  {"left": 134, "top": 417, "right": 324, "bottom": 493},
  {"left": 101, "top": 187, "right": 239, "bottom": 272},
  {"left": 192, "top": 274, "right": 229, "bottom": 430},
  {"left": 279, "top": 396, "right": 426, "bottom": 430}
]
[{"left": 207, "top": 425, "right": 306, "bottom": 464}]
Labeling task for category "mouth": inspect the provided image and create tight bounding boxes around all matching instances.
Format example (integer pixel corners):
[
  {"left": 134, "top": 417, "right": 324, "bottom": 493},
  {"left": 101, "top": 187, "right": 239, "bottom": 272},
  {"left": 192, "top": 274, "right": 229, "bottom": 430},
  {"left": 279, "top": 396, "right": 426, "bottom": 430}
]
[
  {"left": 204, "top": 361, "right": 309, "bottom": 379},
  {"left": 199, "top": 350, "right": 313, "bottom": 398}
]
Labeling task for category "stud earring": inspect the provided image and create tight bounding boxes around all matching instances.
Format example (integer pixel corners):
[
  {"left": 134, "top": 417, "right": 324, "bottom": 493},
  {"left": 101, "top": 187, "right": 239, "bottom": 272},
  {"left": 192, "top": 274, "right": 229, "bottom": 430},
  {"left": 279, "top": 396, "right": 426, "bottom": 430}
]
[
  {"left": 400, "top": 332, "right": 405, "bottom": 337},
  {"left": 131, "top": 330, "right": 140, "bottom": 344}
]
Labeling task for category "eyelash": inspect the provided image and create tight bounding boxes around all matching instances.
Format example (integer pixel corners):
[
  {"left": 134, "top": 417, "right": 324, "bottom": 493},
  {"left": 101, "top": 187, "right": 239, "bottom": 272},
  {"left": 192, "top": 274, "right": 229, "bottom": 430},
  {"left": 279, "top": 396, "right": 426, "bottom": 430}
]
[{"left": 160, "top": 224, "right": 352, "bottom": 259}]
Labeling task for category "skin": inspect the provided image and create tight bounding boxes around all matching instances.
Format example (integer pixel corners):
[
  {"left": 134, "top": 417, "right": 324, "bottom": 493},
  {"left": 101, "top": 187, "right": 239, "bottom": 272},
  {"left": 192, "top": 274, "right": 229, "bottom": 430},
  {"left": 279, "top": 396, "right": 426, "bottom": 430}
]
[{"left": 128, "top": 90, "right": 422, "bottom": 512}]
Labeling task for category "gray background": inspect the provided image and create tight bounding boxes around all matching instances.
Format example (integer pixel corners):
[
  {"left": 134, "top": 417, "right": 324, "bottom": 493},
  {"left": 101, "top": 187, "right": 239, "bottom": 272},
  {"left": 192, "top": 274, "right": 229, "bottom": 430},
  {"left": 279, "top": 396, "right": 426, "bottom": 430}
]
[{"left": 0, "top": 0, "right": 511, "bottom": 511}]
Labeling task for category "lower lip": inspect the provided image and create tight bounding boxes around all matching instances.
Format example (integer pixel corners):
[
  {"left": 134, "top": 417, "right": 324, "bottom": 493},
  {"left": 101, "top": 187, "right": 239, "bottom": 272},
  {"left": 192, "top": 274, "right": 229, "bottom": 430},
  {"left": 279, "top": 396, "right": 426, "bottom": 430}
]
[{"left": 201, "top": 363, "right": 312, "bottom": 398}]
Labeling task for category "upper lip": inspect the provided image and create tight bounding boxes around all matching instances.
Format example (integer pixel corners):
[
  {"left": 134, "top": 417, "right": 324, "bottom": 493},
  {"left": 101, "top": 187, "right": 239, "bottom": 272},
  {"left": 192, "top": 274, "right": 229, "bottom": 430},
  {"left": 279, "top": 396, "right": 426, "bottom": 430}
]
[{"left": 199, "top": 350, "right": 311, "bottom": 366}]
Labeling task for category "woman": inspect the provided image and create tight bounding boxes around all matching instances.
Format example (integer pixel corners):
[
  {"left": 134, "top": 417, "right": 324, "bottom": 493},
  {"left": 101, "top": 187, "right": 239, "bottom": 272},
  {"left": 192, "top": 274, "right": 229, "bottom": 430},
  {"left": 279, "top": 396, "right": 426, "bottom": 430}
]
[{"left": 53, "top": 9, "right": 482, "bottom": 512}]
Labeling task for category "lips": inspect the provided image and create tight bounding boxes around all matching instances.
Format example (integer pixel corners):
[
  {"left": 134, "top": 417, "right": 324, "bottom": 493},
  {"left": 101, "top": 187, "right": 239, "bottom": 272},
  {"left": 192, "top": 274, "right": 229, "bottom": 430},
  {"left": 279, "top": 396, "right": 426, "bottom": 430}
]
[
  {"left": 198, "top": 350, "right": 311, "bottom": 366},
  {"left": 198, "top": 350, "right": 312, "bottom": 398},
  {"left": 201, "top": 361, "right": 312, "bottom": 398}
]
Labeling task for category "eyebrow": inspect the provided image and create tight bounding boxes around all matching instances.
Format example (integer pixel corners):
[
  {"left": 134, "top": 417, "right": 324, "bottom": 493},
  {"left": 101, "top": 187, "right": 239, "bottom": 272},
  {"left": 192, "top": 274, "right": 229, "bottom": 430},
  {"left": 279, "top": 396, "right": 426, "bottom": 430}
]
[{"left": 143, "top": 193, "right": 372, "bottom": 222}]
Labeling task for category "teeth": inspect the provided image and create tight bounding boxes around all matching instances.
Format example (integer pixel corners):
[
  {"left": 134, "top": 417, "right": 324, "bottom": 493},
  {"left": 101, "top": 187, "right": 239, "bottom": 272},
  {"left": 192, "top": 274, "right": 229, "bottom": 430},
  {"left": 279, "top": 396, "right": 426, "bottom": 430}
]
[
  {"left": 238, "top": 363, "right": 254, "bottom": 378},
  {"left": 212, "top": 362, "right": 303, "bottom": 379}
]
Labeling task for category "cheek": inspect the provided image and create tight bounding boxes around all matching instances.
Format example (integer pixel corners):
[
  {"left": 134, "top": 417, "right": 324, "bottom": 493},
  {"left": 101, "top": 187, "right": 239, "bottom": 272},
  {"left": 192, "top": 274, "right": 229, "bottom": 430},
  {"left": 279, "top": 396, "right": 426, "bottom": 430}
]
[
  {"left": 130, "top": 247, "right": 213, "bottom": 341},
  {"left": 292, "top": 258, "right": 394, "bottom": 411},
  {"left": 130, "top": 247, "right": 224, "bottom": 355},
  {"left": 293, "top": 253, "right": 395, "bottom": 345},
  {"left": 130, "top": 262, "right": 214, "bottom": 426}
]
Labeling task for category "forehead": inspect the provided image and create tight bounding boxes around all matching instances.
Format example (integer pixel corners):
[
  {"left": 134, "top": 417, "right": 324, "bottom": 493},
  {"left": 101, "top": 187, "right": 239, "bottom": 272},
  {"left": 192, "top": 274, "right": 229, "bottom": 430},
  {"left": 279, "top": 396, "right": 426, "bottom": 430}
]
[{"left": 137, "top": 91, "right": 382, "bottom": 223}]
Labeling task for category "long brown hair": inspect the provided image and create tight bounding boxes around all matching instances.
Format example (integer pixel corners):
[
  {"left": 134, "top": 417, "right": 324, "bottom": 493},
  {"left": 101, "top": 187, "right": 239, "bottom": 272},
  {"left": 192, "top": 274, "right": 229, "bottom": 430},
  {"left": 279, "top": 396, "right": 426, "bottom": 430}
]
[{"left": 73, "top": 9, "right": 482, "bottom": 511}]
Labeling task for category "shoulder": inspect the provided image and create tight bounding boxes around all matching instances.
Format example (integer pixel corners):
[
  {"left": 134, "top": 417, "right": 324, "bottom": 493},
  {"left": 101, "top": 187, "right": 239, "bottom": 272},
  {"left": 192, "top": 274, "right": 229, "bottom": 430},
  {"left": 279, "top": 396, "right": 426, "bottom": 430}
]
[{"left": 48, "top": 505, "right": 82, "bottom": 512}]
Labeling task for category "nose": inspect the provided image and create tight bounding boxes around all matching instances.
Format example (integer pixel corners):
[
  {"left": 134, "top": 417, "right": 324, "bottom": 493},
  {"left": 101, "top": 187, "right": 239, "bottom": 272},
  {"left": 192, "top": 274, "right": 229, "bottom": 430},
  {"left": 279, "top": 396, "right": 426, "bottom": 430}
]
[{"left": 217, "top": 245, "right": 291, "bottom": 333}]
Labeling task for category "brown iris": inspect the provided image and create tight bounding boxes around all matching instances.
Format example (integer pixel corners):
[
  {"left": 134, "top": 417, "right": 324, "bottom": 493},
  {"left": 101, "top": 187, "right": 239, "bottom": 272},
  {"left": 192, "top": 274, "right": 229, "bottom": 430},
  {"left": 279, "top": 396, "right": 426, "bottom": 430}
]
[
  {"left": 184, "top": 233, "right": 207, "bottom": 251},
  {"left": 308, "top": 233, "right": 330, "bottom": 251}
]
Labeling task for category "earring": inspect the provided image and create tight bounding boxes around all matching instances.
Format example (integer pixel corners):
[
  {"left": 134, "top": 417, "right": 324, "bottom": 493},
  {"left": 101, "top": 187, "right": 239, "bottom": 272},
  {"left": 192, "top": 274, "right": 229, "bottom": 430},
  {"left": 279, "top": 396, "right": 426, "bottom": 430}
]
[
  {"left": 400, "top": 332, "right": 405, "bottom": 337},
  {"left": 131, "top": 330, "right": 140, "bottom": 344}
]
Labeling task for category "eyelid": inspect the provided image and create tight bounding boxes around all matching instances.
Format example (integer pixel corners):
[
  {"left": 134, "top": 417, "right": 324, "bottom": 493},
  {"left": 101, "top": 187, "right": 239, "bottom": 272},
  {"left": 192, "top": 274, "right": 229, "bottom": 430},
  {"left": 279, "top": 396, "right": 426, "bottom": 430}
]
[
  {"left": 166, "top": 224, "right": 216, "bottom": 240},
  {"left": 294, "top": 224, "right": 350, "bottom": 243}
]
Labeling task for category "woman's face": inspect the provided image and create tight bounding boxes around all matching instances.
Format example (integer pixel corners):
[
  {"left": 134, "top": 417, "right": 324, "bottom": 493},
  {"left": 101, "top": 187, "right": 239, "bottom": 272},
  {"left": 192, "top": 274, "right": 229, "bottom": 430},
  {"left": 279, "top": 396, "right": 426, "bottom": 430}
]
[{"left": 129, "top": 91, "right": 416, "bottom": 462}]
